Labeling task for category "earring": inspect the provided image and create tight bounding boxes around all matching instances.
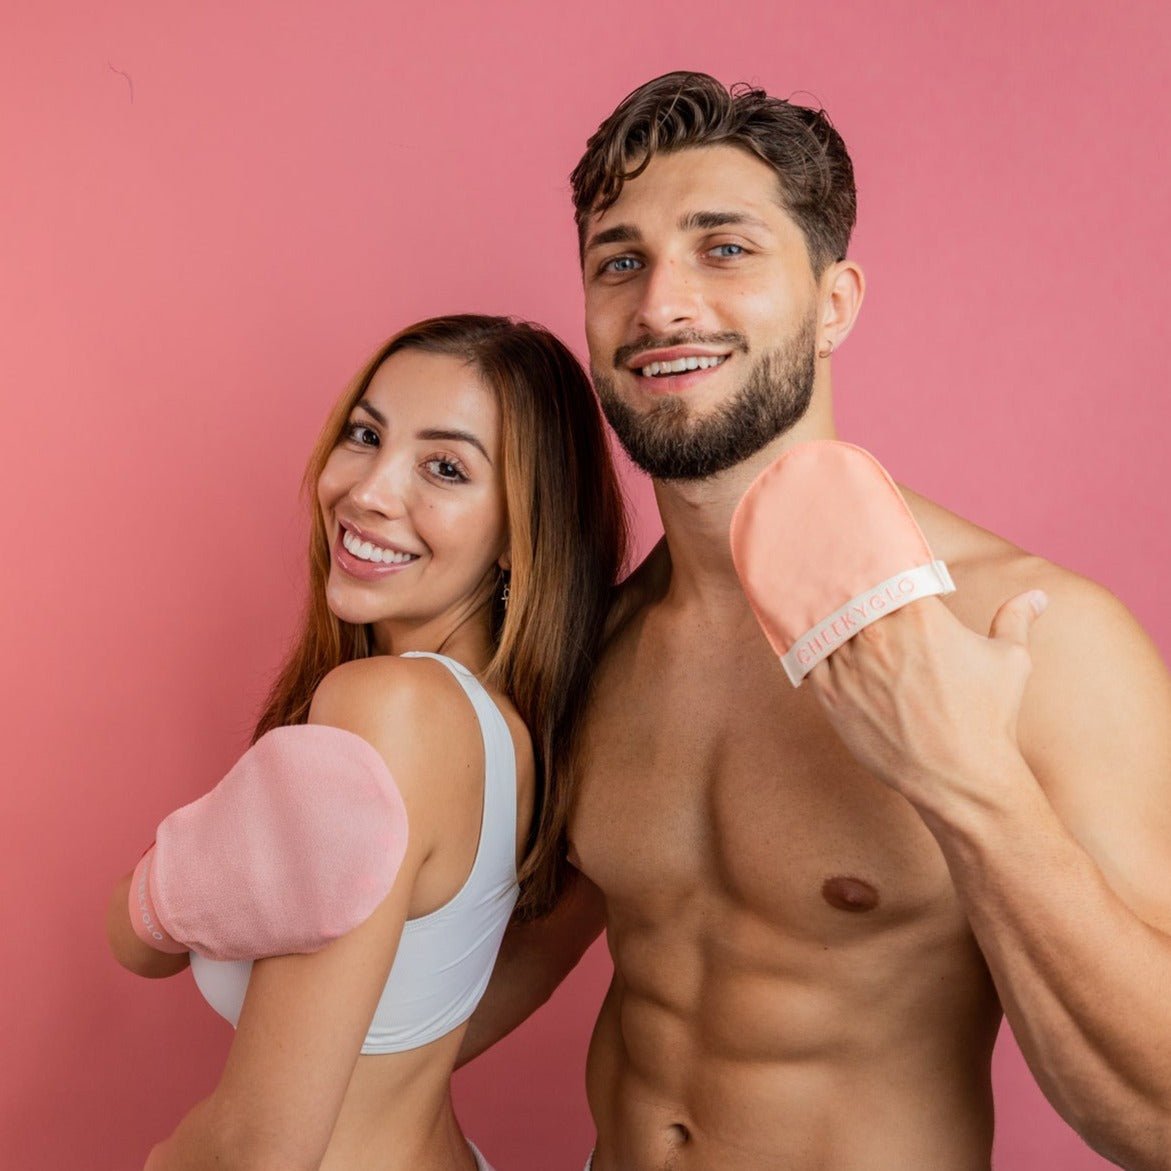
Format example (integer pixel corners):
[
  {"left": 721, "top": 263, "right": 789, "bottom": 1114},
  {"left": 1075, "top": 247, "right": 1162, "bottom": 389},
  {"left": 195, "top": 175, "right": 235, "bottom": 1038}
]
[
  {"left": 818, "top": 339, "right": 835, "bottom": 359},
  {"left": 500, "top": 572, "right": 511, "bottom": 609}
]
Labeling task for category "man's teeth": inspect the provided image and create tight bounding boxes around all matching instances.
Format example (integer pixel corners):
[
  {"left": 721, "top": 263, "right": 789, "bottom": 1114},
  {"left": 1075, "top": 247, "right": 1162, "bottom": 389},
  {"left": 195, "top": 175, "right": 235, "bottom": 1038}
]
[
  {"left": 639, "top": 355, "right": 727, "bottom": 378},
  {"left": 342, "top": 530, "right": 416, "bottom": 565}
]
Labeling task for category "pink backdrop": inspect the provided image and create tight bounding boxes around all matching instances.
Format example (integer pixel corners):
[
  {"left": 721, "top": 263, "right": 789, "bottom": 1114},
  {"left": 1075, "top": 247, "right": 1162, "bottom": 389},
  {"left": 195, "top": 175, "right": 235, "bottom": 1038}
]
[{"left": 2, "top": 2, "right": 1167, "bottom": 1167}]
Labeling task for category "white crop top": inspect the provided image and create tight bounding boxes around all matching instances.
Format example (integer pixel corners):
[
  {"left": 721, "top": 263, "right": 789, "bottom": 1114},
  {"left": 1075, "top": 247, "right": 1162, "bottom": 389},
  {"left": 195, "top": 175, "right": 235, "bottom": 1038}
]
[{"left": 189, "top": 652, "right": 521, "bottom": 1053}]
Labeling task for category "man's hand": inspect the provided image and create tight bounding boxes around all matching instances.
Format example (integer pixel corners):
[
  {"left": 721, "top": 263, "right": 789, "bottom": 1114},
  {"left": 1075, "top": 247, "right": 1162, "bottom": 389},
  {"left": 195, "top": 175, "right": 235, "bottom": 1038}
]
[{"left": 806, "top": 590, "right": 1050, "bottom": 819}]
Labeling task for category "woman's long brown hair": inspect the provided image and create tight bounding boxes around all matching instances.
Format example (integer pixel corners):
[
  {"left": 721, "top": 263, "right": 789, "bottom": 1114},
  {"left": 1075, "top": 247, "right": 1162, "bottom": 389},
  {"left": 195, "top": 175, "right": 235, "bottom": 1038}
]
[{"left": 253, "top": 315, "right": 628, "bottom": 917}]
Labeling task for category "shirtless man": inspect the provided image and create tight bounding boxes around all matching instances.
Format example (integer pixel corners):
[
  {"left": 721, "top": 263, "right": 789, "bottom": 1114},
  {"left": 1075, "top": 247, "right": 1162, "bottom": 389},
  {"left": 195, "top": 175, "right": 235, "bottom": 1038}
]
[{"left": 460, "top": 73, "right": 1171, "bottom": 1169}]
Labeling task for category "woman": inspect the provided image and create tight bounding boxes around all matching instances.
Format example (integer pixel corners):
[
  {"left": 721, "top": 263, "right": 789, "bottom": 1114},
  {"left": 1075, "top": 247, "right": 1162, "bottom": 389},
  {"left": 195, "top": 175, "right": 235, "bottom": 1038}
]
[{"left": 106, "top": 315, "right": 627, "bottom": 1170}]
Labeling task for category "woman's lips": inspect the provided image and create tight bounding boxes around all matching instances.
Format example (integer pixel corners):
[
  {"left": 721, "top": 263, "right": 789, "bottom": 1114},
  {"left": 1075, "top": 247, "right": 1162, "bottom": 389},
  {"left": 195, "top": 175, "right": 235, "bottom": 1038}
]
[{"left": 332, "top": 528, "right": 419, "bottom": 581}]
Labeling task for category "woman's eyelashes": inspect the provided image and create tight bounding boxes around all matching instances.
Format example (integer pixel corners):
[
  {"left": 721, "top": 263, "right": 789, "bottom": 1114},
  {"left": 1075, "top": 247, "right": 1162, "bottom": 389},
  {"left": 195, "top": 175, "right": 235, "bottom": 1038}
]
[
  {"left": 342, "top": 423, "right": 469, "bottom": 483},
  {"left": 423, "top": 456, "right": 469, "bottom": 484},
  {"left": 344, "top": 420, "right": 380, "bottom": 447}
]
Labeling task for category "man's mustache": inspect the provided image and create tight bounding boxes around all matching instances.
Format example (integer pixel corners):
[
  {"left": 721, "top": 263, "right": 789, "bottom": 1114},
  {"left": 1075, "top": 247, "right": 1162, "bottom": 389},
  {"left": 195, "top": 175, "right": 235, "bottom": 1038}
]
[{"left": 613, "top": 331, "right": 750, "bottom": 369}]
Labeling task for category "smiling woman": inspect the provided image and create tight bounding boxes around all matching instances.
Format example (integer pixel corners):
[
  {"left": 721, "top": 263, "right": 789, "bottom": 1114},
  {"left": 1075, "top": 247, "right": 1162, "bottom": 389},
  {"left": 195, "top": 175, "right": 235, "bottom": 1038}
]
[
  {"left": 317, "top": 349, "right": 511, "bottom": 630},
  {"left": 106, "top": 314, "right": 627, "bottom": 1171}
]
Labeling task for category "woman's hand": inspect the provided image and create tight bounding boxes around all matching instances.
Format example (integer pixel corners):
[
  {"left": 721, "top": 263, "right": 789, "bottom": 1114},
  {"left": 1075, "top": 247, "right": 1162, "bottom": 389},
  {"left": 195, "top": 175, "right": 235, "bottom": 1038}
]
[{"left": 106, "top": 871, "right": 190, "bottom": 979}]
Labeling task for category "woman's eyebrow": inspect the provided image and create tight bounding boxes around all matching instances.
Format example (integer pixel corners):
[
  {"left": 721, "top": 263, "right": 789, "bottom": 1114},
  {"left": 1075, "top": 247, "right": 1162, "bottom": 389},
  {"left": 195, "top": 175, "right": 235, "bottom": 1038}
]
[
  {"left": 354, "top": 399, "right": 386, "bottom": 425},
  {"left": 354, "top": 401, "right": 490, "bottom": 464},
  {"left": 417, "top": 428, "right": 490, "bottom": 464}
]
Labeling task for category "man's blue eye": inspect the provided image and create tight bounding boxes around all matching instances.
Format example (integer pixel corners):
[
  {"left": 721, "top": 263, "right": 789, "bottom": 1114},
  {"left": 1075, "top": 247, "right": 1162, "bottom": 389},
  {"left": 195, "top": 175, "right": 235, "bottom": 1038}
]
[
  {"left": 712, "top": 244, "right": 745, "bottom": 257},
  {"left": 604, "top": 256, "right": 640, "bottom": 273}
]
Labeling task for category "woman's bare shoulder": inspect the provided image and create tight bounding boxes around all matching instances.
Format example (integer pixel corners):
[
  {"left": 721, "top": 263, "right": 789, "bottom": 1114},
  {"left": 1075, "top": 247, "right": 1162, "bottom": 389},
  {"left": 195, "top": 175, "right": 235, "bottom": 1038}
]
[
  {"left": 308, "top": 656, "right": 485, "bottom": 813},
  {"left": 311, "top": 654, "right": 472, "bottom": 733}
]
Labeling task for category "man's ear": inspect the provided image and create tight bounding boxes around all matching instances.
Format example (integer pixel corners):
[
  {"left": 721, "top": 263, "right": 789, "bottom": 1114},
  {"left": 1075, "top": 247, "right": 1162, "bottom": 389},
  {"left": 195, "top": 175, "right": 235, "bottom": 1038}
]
[{"left": 816, "top": 260, "right": 866, "bottom": 358}]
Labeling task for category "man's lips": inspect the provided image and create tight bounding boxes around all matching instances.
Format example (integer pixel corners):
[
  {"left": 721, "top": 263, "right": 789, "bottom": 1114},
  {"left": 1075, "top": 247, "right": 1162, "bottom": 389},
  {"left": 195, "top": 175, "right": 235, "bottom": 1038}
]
[
  {"left": 619, "top": 346, "right": 731, "bottom": 392},
  {"left": 629, "top": 354, "right": 731, "bottom": 394},
  {"left": 625, "top": 346, "right": 732, "bottom": 371}
]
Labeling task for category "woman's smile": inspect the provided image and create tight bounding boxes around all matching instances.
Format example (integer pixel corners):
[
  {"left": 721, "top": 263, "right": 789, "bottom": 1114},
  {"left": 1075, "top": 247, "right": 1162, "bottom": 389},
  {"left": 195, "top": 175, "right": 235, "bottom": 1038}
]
[{"left": 332, "top": 524, "right": 422, "bottom": 581}]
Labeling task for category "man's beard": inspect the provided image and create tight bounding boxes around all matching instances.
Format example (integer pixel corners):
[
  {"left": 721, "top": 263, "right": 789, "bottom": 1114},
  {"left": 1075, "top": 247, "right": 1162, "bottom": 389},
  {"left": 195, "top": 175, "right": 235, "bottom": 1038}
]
[{"left": 593, "top": 314, "right": 817, "bottom": 482}]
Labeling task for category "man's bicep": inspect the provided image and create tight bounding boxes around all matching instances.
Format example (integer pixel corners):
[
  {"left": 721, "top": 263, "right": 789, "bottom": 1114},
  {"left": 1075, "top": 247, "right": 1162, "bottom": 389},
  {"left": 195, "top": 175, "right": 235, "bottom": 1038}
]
[
  {"left": 514, "top": 868, "right": 606, "bottom": 971},
  {"left": 1020, "top": 577, "right": 1171, "bottom": 932}
]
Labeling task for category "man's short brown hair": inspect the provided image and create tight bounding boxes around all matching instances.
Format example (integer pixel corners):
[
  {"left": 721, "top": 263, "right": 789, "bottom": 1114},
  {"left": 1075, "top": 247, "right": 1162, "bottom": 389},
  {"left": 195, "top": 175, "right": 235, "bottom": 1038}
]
[{"left": 571, "top": 71, "right": 856, "bottom": 275}]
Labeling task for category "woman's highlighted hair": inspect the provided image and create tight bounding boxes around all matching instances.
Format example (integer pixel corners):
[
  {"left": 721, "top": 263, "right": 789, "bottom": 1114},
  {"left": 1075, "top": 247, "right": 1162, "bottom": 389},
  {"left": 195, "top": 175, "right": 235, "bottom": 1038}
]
[{"left": 255, "top": 315, "right": 628, "bottom": 917}]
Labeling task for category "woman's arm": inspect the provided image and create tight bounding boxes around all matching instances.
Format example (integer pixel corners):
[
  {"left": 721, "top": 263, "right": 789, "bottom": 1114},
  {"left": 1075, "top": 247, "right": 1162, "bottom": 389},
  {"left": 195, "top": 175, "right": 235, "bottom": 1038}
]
[
  {"left": 142, "top": 656, "right": 461, "bottom": 1170},
  {"left": 144, "top": 865, "right": 419, "bottom": 1170}
]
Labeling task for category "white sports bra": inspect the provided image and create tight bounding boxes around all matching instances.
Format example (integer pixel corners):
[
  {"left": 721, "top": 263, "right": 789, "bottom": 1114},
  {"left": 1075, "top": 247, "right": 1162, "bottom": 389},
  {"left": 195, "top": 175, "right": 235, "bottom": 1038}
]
[{"left": 189, "top": 651, "right": 521, "bottom": 1053}]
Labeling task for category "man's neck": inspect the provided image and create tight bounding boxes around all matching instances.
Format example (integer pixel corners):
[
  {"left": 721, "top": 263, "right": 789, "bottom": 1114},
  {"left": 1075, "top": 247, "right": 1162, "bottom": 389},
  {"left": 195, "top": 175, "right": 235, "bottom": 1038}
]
[{"left": 653, "top": 409, "right": 838, "bottom": 612}]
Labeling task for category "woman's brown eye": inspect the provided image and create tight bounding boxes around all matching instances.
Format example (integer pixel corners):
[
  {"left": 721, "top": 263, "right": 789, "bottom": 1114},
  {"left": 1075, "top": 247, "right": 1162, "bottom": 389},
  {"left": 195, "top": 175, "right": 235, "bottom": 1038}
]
[
  {"left": 426, "top": 458, "right": 467, "bottom": 482},
  {"left": 345, "top": 423, "right": 378, "bottom": 446}
]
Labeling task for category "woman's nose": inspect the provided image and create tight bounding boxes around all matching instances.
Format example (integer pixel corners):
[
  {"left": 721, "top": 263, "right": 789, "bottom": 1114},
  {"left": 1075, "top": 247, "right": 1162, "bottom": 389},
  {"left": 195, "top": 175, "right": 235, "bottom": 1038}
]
[{"left": 347, "top": 460, "right": 409, "bottom": 518}]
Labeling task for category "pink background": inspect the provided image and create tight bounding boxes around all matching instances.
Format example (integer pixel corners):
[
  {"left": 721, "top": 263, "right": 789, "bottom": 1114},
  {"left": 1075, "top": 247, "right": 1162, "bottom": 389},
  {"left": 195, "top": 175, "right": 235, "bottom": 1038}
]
[{"left": 2, "top": 2, "right": 1167, "bottom": 1167}]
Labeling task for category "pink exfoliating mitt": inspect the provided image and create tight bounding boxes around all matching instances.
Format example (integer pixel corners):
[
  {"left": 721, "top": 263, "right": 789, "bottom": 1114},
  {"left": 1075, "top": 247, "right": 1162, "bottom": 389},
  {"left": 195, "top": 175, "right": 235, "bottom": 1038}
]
[
  {"left": 133, "top": 724, "right": 408, "bottom": 961},
  {"left": 730, "top": 441, "right": 956, "bottom": 686}
]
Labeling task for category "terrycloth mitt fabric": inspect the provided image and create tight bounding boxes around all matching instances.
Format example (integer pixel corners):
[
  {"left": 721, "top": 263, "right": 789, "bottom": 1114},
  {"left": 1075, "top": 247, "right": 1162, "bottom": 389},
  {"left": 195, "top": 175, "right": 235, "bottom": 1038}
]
[
  {"left": 730, "top": 440, "right": 956, "bottom": 686},
  {"left": 131, "top": 724, "right": 409, "bottom": 961}
]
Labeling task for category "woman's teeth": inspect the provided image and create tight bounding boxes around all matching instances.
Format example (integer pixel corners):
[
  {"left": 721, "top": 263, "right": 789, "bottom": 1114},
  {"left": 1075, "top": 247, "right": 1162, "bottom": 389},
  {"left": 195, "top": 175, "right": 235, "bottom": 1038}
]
[
  {"left": 639, "top": 354, "right": 727, "bottom": 378},
  {"left": 342, "top": 530, "right": 416, "bottom": 565}
]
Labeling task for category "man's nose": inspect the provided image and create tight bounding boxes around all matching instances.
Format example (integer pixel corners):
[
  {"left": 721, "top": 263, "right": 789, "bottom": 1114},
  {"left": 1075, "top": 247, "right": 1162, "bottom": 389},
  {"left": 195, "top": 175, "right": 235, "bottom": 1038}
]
[{"left": 634, "top": 258, "right": 701, "bottom": 335}]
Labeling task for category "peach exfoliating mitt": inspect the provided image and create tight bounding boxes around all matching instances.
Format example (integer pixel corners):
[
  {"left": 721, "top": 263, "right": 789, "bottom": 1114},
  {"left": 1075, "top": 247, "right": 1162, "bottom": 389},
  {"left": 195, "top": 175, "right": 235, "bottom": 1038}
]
[{"left": 730, "top": 441, "right": 956, "bottom": 686}]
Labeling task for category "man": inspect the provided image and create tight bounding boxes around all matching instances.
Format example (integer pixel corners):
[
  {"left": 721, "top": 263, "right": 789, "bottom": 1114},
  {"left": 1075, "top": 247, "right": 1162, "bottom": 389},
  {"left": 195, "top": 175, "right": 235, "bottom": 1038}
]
[{"left": 459, "top": 72, "right": 1171, "bottom": 1170}]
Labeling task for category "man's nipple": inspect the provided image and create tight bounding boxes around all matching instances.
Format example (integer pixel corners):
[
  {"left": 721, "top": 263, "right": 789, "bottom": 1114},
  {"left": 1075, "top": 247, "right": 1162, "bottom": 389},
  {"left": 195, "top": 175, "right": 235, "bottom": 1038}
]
[{"left": 821, "top": 875, "right": 880, "bottom": 913}]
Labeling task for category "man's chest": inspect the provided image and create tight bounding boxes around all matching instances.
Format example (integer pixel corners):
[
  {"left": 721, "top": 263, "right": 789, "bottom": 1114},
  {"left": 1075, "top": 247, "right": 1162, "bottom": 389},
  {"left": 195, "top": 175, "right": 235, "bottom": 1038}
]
[{"left": 570, "top": 635, "right": 961, "bottom": 940}]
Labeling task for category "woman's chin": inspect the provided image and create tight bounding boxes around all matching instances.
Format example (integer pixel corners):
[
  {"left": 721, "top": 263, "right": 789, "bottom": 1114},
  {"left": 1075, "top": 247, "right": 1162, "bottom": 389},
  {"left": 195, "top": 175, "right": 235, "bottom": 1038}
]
[{"left": 324, "top": 583, "right": 383, "bottom": 628}]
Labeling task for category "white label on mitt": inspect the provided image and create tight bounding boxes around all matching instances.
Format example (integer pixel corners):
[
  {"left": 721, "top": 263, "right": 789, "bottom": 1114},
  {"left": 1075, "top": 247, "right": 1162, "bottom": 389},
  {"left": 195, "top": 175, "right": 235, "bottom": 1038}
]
[{"left": 781, "top": 560, "right": 956, "bottom": 686}]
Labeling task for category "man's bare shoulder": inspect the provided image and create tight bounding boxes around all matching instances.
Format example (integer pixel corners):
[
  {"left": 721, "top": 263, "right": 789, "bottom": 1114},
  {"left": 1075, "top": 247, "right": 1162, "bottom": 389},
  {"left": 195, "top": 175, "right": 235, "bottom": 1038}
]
[
  {"left": 907, "top": 484, "right": 1171, "bottom": 786},
  {"left": 905, "top": 485, "right": 1093, "bottom": 634},
  {"left": 904, "top": 486, "right": 1171, "bottom": 918},
  {"left": 905, "top": 484, "right": 1151, "bottom": 631},
  {"left": 603, "top": 537, "right": 671, "bottom": 645}
]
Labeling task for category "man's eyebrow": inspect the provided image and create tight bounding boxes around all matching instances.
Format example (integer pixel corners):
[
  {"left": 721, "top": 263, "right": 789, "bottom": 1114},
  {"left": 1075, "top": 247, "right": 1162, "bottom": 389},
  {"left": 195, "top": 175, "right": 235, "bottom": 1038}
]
[
  {"left": 584, "top": 223, "right": 643, "bottom": 254},
  {"left": 417, "top": 428, "right": 491, "bottom": 463},
  {"left": 584, "top": 212, "right": 772, "bottom": 255},
  {"left": 678, "top": 210, "right": 772, "bottom": 234}
]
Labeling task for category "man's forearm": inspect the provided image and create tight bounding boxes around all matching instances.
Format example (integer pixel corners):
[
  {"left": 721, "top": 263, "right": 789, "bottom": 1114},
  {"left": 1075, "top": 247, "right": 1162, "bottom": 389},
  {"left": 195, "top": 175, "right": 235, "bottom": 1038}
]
[
  {"left": 456, "top": 954, "right": 558, "bottom": 1067},
  {"left": 458, "top": 874, "right": 607, "bottom": 1067},
  {"left": 921, "top": 759, "right": 1171, "bottom": 1170},
  {"left": 456, "top": 916, "right": 590, "bottom": 1067}
]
